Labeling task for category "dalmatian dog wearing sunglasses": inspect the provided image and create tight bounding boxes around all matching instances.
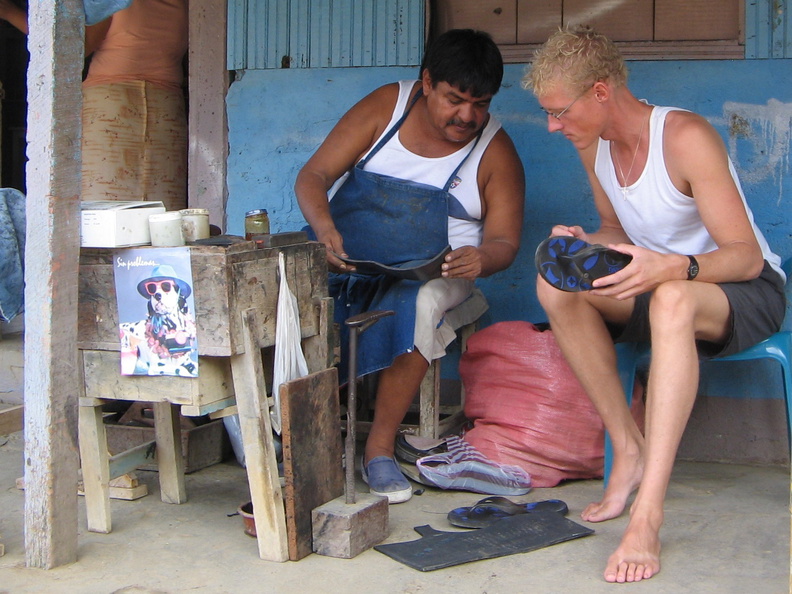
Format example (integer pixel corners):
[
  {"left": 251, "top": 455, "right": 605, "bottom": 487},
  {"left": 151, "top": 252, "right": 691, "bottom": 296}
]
[{"left": 120, "top": 265, "right": 198, "bottom": 377}]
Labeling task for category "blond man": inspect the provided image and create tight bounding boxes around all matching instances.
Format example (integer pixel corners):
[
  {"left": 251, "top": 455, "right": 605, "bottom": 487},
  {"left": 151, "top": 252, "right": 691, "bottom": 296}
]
[{"left": 524, "top": 27, "right": 785, "bottom": 583}]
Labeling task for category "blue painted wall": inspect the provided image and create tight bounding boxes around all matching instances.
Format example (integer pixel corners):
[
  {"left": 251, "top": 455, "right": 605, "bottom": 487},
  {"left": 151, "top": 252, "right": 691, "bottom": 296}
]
[{"left": 226, "top": 59, "right": 792, "bottom": 396}]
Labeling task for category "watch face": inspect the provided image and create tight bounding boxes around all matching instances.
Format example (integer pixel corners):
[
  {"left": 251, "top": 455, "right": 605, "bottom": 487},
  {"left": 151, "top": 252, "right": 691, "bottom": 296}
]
[{"left": 688, "top": 257, "right": 699, "bottom": 280}]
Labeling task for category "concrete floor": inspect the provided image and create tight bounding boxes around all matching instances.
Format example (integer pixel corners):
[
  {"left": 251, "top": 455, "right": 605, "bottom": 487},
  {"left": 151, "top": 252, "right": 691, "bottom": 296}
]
[{"left": 0, "top": 427, "right": 789, "bottom": 594}]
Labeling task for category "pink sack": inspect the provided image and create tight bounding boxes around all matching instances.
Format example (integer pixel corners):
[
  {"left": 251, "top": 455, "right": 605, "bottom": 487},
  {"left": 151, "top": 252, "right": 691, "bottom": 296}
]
[{"left": 460, "top": 321, "right": 644, "bottom": 488}]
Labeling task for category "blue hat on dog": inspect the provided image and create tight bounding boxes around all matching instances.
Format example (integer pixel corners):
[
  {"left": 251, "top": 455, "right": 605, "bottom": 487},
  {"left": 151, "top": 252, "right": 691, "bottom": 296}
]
[{"left": 137, "top": 264, "right": 192, "bottom": 298}]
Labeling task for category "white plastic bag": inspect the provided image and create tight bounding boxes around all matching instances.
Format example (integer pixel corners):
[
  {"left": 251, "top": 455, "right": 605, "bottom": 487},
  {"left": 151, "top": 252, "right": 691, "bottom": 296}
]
[{"left": 271, "top": 251, "right": 309, "bottom": 434}]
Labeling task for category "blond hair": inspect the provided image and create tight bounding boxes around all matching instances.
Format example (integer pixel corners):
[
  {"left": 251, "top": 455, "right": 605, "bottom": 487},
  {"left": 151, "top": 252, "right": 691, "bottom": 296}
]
[{"left": 522, "top": 26, "right": 627, "bottom": 97}]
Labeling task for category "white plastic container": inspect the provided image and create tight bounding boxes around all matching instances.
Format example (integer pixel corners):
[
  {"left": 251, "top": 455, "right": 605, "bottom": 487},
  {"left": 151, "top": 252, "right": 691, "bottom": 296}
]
[
  {"left": 179, "top": 208, "right": 210, "bottom": 242},
  {"left": 148, "top": 211, "right": 185, "bottom": 247}
]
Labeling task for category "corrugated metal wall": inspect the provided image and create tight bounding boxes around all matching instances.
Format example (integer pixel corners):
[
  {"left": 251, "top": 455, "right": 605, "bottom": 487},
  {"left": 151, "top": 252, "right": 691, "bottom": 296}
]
[{"left": 227, "top": 0, "right": 425, "bottom": 69}]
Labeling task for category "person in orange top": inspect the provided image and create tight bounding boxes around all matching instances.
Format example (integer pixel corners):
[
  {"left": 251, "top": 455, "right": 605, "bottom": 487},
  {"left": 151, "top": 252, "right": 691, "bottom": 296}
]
[{"left": 0, "top": 0, "right": 188, "bottom": 211}]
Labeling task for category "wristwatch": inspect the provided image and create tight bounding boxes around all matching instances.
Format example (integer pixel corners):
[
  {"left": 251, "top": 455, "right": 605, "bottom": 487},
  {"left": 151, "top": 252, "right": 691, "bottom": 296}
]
[{"left": 686, "top": 255, "right": 699, "bottom": 280}]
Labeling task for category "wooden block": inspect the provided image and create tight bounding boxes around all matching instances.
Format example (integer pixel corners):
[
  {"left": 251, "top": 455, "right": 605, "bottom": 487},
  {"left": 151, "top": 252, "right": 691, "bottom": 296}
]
[
  {"left": 0, "top": 405, "right": 23, "bottom": 436},
  {"left": 280, "top": 368, "right": 345, "bottom": 561},
  {"left": 107, "top": 484, "right": 148, "bottom": 500},
  {"left": 109, "top": 472, "right": 139, "bottom": 488},
  {"left": 311, "top": 494, "right": 389, "bottom": 559},
  {"left": 78, "top": 482, "right": 149, "bottom": 501}
]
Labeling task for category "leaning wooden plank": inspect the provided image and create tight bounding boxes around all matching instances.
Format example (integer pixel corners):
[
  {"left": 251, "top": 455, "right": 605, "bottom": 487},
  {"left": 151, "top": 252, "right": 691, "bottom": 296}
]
[
  {"left": 280, "top": 368, "right": 344, "bottom": 560},
  {"left": 0, "top": 405, "right": 23, "bottom": 436},
  {"left": 24, "top": 0, "right": 84, "bottom": 569},
  {"left": 108, "top": 440, "right": 157, "bottom": 479},
  {"left": 230, "top": 309, "right": 288, "bottom": 562}
]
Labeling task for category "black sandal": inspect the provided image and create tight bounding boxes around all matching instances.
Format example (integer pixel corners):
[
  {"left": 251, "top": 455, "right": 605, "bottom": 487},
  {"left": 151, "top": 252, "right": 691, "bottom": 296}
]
[
  {"left": 535, "top": 236, "right": 632, "bottom": 292},
  {"left": 447, "top": 496, "right": 569, "bottom": 529}
]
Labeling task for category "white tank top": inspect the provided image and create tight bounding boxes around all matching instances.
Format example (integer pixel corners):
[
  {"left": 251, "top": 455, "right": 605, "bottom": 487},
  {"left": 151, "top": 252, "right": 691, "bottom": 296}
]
[
  {"left": 595, "top": 105, "right": 784, "bottom": 281},
  {"left": 330, "top": 80, "right": 501, "bottom": 250}
]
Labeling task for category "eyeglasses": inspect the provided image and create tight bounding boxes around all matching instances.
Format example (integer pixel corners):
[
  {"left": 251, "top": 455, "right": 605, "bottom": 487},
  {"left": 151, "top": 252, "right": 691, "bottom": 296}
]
[
  {"left": 144, "top": 280, "right": 176, "bottom": 295},
  {"left": 540, "top": 85, "right": 593, "bottom": 120}
]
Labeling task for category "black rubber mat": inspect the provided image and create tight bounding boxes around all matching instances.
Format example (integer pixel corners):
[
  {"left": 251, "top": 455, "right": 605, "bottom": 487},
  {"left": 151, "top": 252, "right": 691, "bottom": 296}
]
[{"left": 374, "top": 511, "right": 594, "bottom": 571}]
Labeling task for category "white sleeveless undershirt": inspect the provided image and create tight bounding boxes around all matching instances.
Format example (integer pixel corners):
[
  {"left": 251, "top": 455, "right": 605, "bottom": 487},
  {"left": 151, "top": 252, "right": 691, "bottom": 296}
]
[
  {"left": 330, "top": 80, "right": 500, "bottom": 250},
  {"left": 595, "top": 105, "right": 784, "bottom": 281}
]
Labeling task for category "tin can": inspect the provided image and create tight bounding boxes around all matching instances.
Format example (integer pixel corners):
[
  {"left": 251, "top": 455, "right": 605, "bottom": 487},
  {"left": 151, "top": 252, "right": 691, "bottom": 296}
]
[{"left": 245, "top": 208, "right": 270, "bottom": 239}]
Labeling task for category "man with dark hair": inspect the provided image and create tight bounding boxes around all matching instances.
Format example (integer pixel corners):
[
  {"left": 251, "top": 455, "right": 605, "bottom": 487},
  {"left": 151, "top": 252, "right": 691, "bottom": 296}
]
[{"left": 296, "top": 29, "right": 524, "bottom": 504}]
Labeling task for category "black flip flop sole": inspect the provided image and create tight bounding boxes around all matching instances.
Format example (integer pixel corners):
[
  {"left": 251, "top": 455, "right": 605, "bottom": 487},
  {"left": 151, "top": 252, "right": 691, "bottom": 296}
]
[{"left": 535, "top": 236, "right": 633, "bottom": 292}]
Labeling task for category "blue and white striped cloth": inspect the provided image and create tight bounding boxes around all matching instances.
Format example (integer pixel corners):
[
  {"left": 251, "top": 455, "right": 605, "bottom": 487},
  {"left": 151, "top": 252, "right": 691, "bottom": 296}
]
[{"left": 416, "top": 435, "right": 532, "bottom": 496}]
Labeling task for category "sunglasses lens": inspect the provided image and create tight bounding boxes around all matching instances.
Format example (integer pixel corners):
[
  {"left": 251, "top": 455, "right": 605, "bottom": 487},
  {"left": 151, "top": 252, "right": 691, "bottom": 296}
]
[{"left": 144, "top": 280, "right": 175, "bottom": 294}]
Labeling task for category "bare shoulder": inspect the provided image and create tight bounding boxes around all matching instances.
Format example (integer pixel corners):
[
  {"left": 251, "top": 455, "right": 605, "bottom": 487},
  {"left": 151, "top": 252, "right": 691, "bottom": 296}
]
[
  {"left": 663, "top": 109, "right": 733, "bottom": 198},
  {"left": 482, "top": 128, "right": 523, "bottom": 171},
  {"left": 663, "top": 109, "right": 725, "bottom": 155}
]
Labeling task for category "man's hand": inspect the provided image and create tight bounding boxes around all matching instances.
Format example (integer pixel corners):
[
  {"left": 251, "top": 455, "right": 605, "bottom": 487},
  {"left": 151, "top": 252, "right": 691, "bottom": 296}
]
[
  {"left": 441, "top": 245, "right": 482, "bottom": 280},
  {"left": 590, "top": 244, "right": 686, "bottom": 300},
  {"left": 549, "top": 224, "right": 591, "bottom": 242},
  {"left": 315, "top": 228, "right": 356, "bottom": 273}
]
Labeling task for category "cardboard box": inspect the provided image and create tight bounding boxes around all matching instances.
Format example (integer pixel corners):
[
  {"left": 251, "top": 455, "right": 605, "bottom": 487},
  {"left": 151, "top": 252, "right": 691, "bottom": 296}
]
[{"left": 81, "top": 201, "right": 166, "bottom": 248}]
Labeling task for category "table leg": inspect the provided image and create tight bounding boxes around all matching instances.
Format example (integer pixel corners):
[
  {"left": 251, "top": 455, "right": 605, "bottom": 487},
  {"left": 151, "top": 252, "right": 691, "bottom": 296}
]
[
  {"left": 153, "top": 402, "right": 187, "bottom": 504},
  {"left": 78, "top": 400, "right": 111, "bottom": 533},
  {"left": 231, "top": 308, "right": 289, "bottom": 562}
]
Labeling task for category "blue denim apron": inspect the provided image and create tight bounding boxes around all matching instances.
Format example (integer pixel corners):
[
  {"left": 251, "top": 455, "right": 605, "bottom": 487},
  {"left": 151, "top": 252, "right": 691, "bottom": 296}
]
[{"left": 324, "top": 89, "right": 482, "bottom": 382}]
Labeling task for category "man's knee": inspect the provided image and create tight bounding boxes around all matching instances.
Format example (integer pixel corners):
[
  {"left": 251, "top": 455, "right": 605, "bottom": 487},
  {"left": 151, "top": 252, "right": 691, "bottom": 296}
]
[
  {"left": 648, "top": 281, "right": 696, "bottom": 327},
  {"left": 537, "top": 274, "right": 585, "bottom": 313},
  {"left": 536, "top": 274, "right": 560, "bottom": 308}
]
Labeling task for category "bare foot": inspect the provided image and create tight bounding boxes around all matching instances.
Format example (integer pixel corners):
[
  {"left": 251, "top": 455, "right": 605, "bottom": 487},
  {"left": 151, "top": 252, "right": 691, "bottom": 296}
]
[
  {"left": 582, "top": 449, "right": 643, "bottom": 523},
  {"left": 603, "top": 514, "right": 662, "bottom": 583}
]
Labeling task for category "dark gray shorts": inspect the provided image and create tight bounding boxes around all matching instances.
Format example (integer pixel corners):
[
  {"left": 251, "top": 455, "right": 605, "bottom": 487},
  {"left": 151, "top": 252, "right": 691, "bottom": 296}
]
[{"left": 611, "top": 261, "right": 786, "bottom": 358}]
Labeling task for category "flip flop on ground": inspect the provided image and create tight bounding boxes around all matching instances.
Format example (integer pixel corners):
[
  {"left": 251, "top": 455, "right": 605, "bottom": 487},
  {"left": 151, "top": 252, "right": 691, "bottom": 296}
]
[{"left": 447, "top": 496, "right": 569, "bottom": 529}]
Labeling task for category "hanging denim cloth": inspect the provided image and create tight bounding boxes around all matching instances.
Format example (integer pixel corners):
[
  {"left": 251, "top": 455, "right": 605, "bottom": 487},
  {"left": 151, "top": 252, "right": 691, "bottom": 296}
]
[
  {"left": 0, "top": 188, "right": 25, "bottom": 323},
  {"left": 321, "top": 89, "right": 482, "bottom": 382},
  {"left": 83, "top": 0, "right": 132, "bottom": 25}
]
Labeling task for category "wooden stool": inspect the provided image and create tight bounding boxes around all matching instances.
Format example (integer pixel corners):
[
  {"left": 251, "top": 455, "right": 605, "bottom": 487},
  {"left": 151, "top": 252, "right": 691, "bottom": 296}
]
[{"left": 355, "top": 319, "right": 480, "bottom": 439}]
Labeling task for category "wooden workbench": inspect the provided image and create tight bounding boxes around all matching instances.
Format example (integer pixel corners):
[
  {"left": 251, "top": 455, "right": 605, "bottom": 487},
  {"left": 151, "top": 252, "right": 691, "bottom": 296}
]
[{"left": 76, "top": 239, "right": 337, "bottom": 561}]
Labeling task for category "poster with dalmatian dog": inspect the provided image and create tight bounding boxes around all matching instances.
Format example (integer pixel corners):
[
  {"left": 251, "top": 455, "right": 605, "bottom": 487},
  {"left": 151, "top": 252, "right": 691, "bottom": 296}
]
[{"left": 114, "top": 247, "right": 199, "bottom": 377}]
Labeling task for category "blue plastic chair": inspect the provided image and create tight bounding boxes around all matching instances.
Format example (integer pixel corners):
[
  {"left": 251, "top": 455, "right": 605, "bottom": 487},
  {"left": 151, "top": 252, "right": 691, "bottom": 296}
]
[{"left": 606, "top": 260, "right": 792, "bottom": 486}]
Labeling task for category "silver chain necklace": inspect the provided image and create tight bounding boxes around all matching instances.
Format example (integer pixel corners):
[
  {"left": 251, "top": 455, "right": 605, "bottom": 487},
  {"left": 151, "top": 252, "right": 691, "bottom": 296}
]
[{"left": 612, "top": 113, "right": 649, "bottom": 199}]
